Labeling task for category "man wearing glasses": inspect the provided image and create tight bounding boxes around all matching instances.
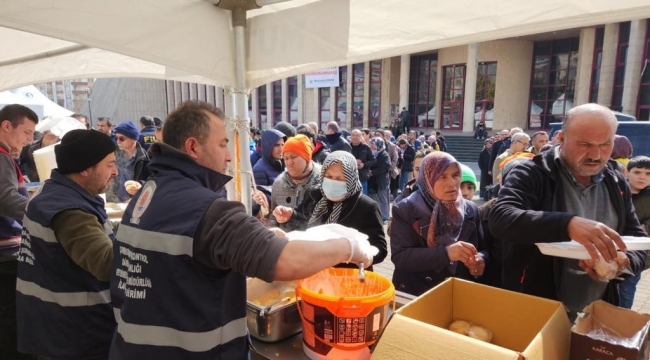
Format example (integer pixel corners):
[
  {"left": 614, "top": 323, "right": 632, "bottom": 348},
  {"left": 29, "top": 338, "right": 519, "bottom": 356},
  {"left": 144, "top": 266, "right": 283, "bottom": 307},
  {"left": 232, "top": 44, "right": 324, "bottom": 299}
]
[
  {"left": 107, "top": 121, "right": 148, "bottom": 203},
  {"left": 492, "top": 132, "right": 530, "bottom": 184}
]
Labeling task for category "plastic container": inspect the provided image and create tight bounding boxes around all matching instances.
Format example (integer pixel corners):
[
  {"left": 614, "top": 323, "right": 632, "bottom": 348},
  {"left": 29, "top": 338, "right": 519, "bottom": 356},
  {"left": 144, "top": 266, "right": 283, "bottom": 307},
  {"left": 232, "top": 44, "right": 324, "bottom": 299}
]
[
  {"left": 296, "top": 268, "right": 395, "bottom": 360},
  {"left": 536, "top": 237, "right": 650, "bottom": 259},
  {"left": 32, "top": 144, "right": 57, "bottom": 181}
]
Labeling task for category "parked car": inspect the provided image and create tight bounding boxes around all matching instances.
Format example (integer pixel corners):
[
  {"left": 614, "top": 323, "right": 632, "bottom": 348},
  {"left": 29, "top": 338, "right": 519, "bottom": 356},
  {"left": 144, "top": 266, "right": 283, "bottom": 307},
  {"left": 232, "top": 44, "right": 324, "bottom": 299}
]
[{"left": 549, "top": 116, "right": 650, "bottom": 156}]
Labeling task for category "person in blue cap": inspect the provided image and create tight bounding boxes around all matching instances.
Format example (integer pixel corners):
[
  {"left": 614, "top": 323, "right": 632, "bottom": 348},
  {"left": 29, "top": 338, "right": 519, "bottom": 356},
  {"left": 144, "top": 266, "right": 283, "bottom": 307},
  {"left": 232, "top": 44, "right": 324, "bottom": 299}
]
[{"left": 107, "top": 121, "right": 148, "bottom": 202}]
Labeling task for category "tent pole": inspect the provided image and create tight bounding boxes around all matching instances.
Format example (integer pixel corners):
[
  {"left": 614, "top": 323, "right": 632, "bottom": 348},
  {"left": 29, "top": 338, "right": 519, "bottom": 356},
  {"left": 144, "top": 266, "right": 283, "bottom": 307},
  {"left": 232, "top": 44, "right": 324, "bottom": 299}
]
[{"left": 232, "top": 7, "right": 253, "bottom": 214}]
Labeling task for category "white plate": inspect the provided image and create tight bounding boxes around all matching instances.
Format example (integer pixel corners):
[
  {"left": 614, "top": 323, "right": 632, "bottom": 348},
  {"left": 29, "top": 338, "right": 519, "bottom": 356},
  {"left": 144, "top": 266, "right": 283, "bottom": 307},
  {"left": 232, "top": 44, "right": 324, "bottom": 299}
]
[{"left": 536, "top": 237, "right": 650, "bottom": 260}]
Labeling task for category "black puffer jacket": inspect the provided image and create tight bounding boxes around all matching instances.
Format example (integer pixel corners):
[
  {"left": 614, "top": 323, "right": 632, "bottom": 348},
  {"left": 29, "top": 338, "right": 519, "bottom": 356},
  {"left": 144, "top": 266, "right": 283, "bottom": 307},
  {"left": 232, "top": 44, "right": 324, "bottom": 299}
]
[
  {"left": 489, "top": 148, "right": 647, "bottom": 305},
  {"left": 279, "top": 188, "right": 387, "bottom": 270}
]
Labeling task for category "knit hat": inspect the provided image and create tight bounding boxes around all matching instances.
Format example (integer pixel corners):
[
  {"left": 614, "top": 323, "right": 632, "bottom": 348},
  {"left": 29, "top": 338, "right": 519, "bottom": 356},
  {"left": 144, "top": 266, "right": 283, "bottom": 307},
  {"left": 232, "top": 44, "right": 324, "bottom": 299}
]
[
  {"left": 55, "top": 130, "right": 116, "bottom": 174},
  {"left": 459, "top": 163, "right": 478, "bottom": 190},
  {"left": 114, "top": 121, "right": 140, "bottom": 140},
  {"left": 282, "top": 134, "right": 313, "bottom": 162},
  {"left": 274, "top": 122, "right": 297, "bottom": 138}
]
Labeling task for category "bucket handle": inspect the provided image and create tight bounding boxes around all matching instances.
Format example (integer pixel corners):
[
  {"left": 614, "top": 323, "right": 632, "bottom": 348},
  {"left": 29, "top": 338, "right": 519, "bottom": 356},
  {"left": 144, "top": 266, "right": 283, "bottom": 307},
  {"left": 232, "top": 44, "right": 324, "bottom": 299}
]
[{"left": 295, "top": 292, "right": 396, "bottom": 352}]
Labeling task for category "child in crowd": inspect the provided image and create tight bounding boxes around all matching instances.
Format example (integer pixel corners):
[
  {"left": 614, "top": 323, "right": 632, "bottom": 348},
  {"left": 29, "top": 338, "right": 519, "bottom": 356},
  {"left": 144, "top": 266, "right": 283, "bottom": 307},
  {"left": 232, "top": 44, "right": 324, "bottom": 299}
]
[
  {"left": 459, "top": 163, "right": 477, "bottom": 201},
  {"left": 618, "top": 156, "right": 650, "bottom": 309}
]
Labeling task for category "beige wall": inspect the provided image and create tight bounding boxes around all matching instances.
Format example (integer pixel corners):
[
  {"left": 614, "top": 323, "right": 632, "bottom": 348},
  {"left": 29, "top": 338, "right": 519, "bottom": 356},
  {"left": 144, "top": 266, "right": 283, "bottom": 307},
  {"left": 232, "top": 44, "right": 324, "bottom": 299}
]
[
  {"left": 304, "top": 87, "right": 317, "bottom": 123},
  {"left": 575, "top": 28, "right": 596, "bottom": 106},
  {"left": 388, "top": 56, "right": 401, "bottom": 115},
  {"left": 436, "top": 39, "right": 533, "bottom": 130},
  {"left": 380, "top": 58, "right": 392, "bottom": 128}
]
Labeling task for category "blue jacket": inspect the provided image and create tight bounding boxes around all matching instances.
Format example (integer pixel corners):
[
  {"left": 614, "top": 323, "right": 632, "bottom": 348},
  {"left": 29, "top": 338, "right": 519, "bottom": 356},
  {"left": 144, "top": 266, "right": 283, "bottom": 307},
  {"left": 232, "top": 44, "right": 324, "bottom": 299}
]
[
  {"left": 390, "top": 191, "right": 487, "bottom": 296},
  {"left": 253, "top": 129, "right": 284, "bottom": 186},
  {"left": 109, "top": 143, "right": 248, "bottom": 359},
  {"left": 17, "top": 170, "right": 116, "bottom": 359},
  {"left": 137, "top": 125, "right": 157, "bottom": 151}
]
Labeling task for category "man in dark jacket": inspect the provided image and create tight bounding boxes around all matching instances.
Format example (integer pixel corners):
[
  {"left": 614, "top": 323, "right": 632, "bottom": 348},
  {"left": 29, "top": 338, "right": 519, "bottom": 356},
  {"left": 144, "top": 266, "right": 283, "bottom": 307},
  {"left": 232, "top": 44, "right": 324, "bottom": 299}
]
[
  {"left": 488, "top": 129, "right": 510, "bottom": 172},
  {"left": 297, "top": 125, "right": 329, "bottom": 164},
  {"left": 397, "top": 139, "right": 415, "bottom": 191},
  {"left": 350, "top": 129, "right": 376, "bottom": 195},
  {"left": 137, "top": 116, "right": 157, "bottom": 151},
  {"left": 489, "top": 104, "right": 647, "bottom": 319},
  {"left": 477, "top": 139, "right": 493, "bottom": 200},
  {"left": 324, "top": 121, "right": 351, "bottom": 153},
  {"left": 252, "top": 129, "right": 285, "bottom": 187},
  {"left": 399, "top": 107, "right": 411, "bottom": 134}
]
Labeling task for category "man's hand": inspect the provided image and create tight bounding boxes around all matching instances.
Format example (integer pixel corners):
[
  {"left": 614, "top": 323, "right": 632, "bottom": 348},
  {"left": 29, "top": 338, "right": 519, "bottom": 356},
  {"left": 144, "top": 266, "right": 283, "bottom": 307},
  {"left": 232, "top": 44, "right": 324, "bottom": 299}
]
[
  {"left": 567, "top": 217, "right": 627, "bottom": 262},
  {"left": 272, "top": 206, "right": 293, "bottom": 224},
  {"left": 467, "top": 253, "right": 485, "bottom": 277},
  {"left": 446, "top": 241, "right": 478, "bottom": 264}
]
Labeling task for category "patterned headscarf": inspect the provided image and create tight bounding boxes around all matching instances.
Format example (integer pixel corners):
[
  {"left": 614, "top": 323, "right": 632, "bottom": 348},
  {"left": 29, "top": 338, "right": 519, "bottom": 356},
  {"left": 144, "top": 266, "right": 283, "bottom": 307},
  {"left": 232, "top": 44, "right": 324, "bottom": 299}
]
[
  {"left": 309, "top": 151, "right": 362, "bottom": 225},
  {"left": 370, "top": 137, "right": 385, "bottom": 152},
  {"left": 416, "top": 152, "right": 465, "bottom": 248}
]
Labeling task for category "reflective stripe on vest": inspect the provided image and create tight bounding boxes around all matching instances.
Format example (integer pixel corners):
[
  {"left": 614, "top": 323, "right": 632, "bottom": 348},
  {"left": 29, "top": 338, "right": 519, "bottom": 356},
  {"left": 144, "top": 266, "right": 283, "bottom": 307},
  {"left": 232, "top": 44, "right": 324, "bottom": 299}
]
[
  {"left": 22, "top": 217, "right": 56, "bottom": 243},
  {"left": 24, "top": 216, "right": 115, "bottom": 244},
  {"left": 113, "top": 308, "right": 247, "bottom": 352},
  {"left": 16, "top": 278, "right": 110, "bottom": 307},
  {"left": 117, "top": 224, "right": 193, "bottom": 256}
]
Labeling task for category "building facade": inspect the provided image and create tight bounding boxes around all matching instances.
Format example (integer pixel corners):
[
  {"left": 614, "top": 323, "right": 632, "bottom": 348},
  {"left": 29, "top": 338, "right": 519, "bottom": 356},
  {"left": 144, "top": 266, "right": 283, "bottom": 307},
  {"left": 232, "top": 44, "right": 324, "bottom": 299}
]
[{"left": 248, "top": 19, "right": 650, "bottom": 133}]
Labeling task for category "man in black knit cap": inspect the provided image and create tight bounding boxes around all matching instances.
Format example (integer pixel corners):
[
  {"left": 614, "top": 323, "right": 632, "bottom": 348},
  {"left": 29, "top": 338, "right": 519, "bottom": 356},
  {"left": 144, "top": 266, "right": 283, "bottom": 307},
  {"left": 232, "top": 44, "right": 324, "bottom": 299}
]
[{"left": 16, "top": 129, "right": 118, "bottom": 359}]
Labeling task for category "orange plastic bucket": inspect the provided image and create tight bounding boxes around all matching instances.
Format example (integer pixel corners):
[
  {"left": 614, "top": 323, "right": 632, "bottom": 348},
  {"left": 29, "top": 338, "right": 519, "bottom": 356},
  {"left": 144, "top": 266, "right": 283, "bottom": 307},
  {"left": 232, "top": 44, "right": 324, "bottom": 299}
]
[{"left": 296, "top": 268, "right": 395, "bottom": 360}]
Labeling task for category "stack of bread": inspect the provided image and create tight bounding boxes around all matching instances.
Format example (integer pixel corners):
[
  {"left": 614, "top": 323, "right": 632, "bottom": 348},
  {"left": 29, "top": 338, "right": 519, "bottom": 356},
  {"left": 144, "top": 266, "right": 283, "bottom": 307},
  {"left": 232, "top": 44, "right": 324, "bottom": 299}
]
[{"left": 449, "top": 320, "right": 493, "bottom": 343}]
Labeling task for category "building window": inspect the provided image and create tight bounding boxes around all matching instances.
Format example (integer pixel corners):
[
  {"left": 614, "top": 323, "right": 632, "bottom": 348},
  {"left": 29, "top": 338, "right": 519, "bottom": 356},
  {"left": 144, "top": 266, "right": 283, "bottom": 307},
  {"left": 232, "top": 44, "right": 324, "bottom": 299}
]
[
  {"left": 352, "top": 63, "right": 365, "bottom": 128},
  {"left": 528, "top": 37, "right": 579, "bottom": 128},
  {"left": 589, "top": 27, "right": 605, "bottom": 103},
  {"left": 369, "top": 60, "right": 382, "bottom": 129},
  {"left": 475, "top": 62, "right": 497, "bottom": 129},
  {"left": 319, "top": 88, "right": 331, "bottom": 130},
  {"left": 336, "top": 66, "right": 347, "bottom": 123},
  {"left": 288, "top": 76, "right": 298, "bottom": 125},
  {"left": 612, "top": 21, "right": 631, "bottom": 112},
  {"left": 441, "top": 64, "right": 466, "bottom": 130},
  {"left": 272, "top": 80, "right": 282, "bottom": 125},
  {"left": 638, "top": 20, "right": 650, "bottom": 120},
  {"left": 409, "top": 54, "right": 438, "bottom": 129},
  {"left": 258, "top": 85, "right": 267, "bottom": 129}
]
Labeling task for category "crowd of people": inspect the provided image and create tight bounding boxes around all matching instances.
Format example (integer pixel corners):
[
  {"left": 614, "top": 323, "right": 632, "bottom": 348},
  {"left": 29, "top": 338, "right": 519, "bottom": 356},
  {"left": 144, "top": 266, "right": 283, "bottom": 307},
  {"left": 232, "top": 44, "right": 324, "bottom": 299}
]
[{"left": 0, "top": 100, "right": 648, "bottom": 359}]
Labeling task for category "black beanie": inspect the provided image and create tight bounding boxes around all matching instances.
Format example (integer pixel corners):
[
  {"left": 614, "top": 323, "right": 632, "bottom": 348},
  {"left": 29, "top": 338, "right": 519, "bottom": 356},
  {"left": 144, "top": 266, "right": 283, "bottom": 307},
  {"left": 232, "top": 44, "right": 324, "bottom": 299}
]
[
  {"left": 273, "top": 122, "right": 296, "bottom": 138},
  {"left": 55, "top": 130, "right": 116, "bottom": 174}
]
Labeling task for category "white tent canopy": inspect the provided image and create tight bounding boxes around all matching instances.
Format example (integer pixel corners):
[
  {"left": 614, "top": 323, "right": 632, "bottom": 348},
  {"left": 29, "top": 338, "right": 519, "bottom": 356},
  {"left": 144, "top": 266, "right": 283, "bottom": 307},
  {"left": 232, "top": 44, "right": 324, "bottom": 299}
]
[{"left": 1, "top": 0, "right": 650, "bottom": 91}]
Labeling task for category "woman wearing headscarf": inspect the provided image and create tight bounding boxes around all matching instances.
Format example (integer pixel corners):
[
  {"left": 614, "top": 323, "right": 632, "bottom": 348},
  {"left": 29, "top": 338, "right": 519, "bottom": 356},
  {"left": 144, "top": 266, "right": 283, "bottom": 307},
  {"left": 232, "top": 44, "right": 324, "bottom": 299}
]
[
  {"left": 273, "top": 151, "right": 387, "bottom": 270},
  {"left": 368, "top": 137, "right": 391, "bottom": 223},
  {"left": 390, "top": 152, "right": 488, "bottom": 296},
  {"left": 270, "top": 134, "right": 321, "bottom": 215}
]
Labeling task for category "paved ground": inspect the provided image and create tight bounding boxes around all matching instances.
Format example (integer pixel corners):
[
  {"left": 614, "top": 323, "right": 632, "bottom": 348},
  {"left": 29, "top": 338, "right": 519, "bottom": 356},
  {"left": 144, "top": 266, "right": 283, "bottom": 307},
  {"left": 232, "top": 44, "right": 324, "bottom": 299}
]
[{"left": 375, "top": 161, "right": 650, "bottom": 314}]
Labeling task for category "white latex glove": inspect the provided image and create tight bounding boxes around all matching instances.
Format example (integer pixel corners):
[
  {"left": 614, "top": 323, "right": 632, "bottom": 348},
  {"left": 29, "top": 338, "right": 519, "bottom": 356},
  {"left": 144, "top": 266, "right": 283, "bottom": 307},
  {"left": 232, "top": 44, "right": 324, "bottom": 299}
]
[
  {"left": 344, "top": 236, "right": 378, "bottom": 266},
  {"left": 285, "top": 224, "right": 378, "bottom": 266}
]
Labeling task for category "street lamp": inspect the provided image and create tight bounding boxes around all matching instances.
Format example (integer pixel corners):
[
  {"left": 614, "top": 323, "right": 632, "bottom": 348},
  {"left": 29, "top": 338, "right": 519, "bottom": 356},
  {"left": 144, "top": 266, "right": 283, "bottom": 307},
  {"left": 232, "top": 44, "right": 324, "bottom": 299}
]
[{"left": 86, "top": 87, "right": 93, "bottom": 129}]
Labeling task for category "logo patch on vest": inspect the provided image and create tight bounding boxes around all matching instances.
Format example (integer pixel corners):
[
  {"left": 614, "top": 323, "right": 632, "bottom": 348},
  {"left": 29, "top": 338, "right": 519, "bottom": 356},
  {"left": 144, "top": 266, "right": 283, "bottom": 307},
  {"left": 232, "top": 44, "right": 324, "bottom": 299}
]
[{"left": 130, "top": 181, "right": 156, "bottom": 225}]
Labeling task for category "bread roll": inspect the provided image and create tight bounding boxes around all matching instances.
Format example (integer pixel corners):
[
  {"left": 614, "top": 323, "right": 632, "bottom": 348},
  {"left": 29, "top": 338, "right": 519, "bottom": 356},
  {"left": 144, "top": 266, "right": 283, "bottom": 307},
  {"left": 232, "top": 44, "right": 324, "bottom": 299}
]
[
  {"left": 124, "top": 180, "right": 141, "bottom": 192},
  {"left": 468, "top": 325, "right": 492, "bottom": 343},
  {"left": 449, "top": 320, "right": 471, "bottom": 335}
]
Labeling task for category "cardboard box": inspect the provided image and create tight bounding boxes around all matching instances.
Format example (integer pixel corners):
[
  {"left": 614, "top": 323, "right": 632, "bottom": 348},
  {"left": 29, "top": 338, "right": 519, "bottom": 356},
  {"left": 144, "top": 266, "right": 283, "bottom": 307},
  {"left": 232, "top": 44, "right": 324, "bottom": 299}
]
[
  {"left": 372, "top": 278, "right": 571, "bottom": 360},
  {"left": 570, "top": 300, "right": 650, "bottom": 360}
]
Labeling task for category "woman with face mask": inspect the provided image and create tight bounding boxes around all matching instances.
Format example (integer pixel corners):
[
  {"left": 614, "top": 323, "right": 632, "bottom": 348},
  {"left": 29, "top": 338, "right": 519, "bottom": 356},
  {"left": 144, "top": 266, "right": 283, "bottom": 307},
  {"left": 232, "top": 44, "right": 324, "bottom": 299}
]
[
  {"left": 273, "top": 151, "right": 387, "bottom": 270},
  {"left": 390, "top": 152, "right": 488, "bottom": 296}
]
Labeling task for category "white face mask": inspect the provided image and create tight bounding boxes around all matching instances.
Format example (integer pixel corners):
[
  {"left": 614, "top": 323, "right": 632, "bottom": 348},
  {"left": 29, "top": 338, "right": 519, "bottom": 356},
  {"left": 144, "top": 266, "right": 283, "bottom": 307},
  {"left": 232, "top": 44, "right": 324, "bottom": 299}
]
[{"left": 321, "top": 178, "right": 348, "bottom": 201}]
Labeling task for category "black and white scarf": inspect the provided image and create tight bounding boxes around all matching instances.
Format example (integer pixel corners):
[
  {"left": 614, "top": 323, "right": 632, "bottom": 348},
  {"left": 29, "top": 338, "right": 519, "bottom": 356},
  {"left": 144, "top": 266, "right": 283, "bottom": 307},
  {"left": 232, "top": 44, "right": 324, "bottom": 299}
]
[{"left": 308, "top": 151, "right": 362, "bottom": 225}]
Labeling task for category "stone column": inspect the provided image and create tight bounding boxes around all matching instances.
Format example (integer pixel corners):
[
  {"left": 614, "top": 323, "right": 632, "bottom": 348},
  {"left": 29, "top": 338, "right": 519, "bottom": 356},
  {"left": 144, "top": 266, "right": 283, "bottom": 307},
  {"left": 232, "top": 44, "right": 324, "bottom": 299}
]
[
  {"left": 574, "top": 27, "right": 596, "bottom": 105},
  {"left": 297, "top": 75, "right": 304, "bottom": 124},
  {"left": 399, "top": 55, "right": 410, "bottom": 109},
  {"left": 265, "top": 84, "right": 273, "bottom": 129},
  {"left": 281, "top": 78, "right": 288, "bottom": 123},
  {"left": 597, "top": 23, "right": 620, "bottom": 107},
  {"left": 622, "top": 20, "right": 647, "bottom": 115},
  {"left": 345, "top": 64, "right": 353, "bottom": 130},
  {"left": 463, "top": 43, "right": 479, "bottom": 133}
]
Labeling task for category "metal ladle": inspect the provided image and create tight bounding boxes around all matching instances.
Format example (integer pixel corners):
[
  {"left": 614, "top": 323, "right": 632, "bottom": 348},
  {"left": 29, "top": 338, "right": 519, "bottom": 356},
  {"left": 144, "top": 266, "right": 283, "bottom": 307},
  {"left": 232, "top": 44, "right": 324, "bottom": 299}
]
[{"left": 258, "top": 296, "right": 291, "bottom": 318}]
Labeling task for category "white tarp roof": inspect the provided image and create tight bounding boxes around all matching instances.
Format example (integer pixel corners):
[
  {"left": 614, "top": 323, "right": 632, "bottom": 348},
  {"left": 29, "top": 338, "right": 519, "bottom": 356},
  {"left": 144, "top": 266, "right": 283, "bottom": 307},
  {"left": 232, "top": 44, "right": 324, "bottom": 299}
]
[{"left": 1, "top": 0, "right": 650, "bottom": 91}]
